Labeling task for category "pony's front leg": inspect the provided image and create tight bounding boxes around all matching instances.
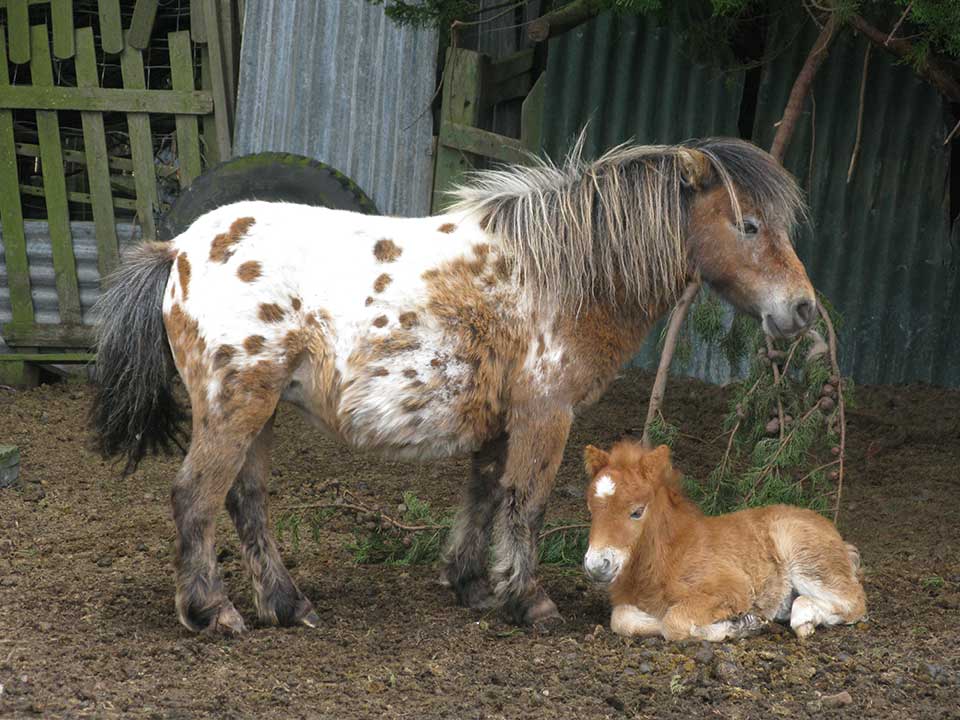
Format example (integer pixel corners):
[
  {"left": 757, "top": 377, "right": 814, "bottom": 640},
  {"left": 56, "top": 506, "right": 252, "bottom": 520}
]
[
  {"left": 491, "top": 403, "right": 572, "bottom": 625},
  {"left": 444, "top": 432, "right": 508, "bottom": 609},
  {"left": 226, "top": 414, "right": 319, "bottom": 627}
]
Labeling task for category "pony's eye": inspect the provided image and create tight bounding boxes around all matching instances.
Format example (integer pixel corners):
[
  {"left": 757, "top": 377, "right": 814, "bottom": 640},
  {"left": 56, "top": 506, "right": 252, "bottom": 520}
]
[
  {"left": 742, "top": 219, "right": 760, "bottom": 236},
  {"left": 630, "top": 507, "right": 645, "bottom": 520}
]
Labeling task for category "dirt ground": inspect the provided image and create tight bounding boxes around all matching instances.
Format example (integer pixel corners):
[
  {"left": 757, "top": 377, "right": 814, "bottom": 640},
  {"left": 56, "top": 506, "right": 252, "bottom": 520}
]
[{"left": 1, "top": 368, "right": 958, "bottom": 719}]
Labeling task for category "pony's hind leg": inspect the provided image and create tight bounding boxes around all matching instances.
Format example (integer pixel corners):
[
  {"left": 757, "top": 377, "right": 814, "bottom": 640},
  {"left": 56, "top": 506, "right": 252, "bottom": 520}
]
[
  {"left": 172, "top": 368, "right": 286, "bottom": 633},
  {"left": 443, "top": 432, "right": 508, "bottom": 609},
  {"left": 225, "top": 414, "right": 319, "bottom": 627},
  {"left": 491, "top": 403, "right": 572, "bottom": 625}
]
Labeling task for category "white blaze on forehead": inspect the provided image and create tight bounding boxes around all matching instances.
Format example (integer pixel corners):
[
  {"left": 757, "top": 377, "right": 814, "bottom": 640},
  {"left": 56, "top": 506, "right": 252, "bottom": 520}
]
[{"left": 594, "top": 474, "right": 616, "bottom": 498}]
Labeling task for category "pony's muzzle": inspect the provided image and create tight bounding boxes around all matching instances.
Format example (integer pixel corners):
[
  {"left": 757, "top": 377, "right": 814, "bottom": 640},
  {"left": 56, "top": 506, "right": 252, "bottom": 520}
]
[
  {"left": 763, "top": 295, "right": 817, "bottom": 338},
  {"left": 583, "top": 546, "right": 625, "bottom": 584}
]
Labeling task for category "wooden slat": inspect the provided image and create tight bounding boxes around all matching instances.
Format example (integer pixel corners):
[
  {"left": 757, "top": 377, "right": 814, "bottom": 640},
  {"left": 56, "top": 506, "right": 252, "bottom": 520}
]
[
  {"left": 6, "top": 0, "right": 30, "bottom": 63},
  {"left": 0, "top": 85, "right": 214, "bottom": 114},
  {"left": 168, "top": 30, "right": 202, "bottom": 188},
  {"left": 202, "top": 0, "right": 232, "bottom": 160},
  {"left": 0, "top": 28, "right": 33, "bottom": 325},
  {"left": 120, "top": 37, "right": 158, "bottom": 239},
  {"left": 19, "top": 182, "right": 138, "bottom": 210},
  {"left": 521, "top": 71, "right": 546, "bottom": 153},
  {"left": 439, "top": 123, "right": 529, "bottom": 166},
  {"left": 98, "top": 0, "right": 124, "bottom": 54},
  {"left": 0, "top": 352, "right": 95, "bottom": 363},
  {"left": 432, "top": 49, "right": 485, "bottom": 213},
  {"left": 218, "top": 0, "right": 237, "bottom": 104},
  {"left": 2, "top": 322, "right": 94, "bottom": 348},
  {"left": 127, "top": 0, "right": 159, "bottom": 50},
  {"left": 31, "top": 24, "right": 81, "bottom": 325},
  {"left": 199, "top": 45, "right": 220, "bottom": 166},
  {"left": 190, "top": 0, "right": 207, "bottom": 43},
  {"left": 51, "top": 0, "right": 74, "bottom": 59},
  {"left": 74, "top": 27, "right": 118, "bottom": 277},
  {"left": 16, "top": 142, "right": 134, "bottom": 173}
]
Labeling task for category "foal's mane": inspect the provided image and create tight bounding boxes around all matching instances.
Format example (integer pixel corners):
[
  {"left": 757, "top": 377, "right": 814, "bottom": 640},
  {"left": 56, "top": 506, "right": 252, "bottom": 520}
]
[{"left": 449, "top": 136, "right": 806, "bottom": 310}]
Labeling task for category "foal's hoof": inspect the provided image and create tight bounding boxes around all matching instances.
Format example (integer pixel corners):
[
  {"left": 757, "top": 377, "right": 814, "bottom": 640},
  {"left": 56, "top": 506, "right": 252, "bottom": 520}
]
[
  {"left": 293, "top": 596, "right": 321, "bottom": 629},
  {"left": 793, "top": 621, "right": 815, "bottom": 640},
  {"left": 206, "top": 601, "right": 247, "bottom": 635},
  {"left": 731, "top": 612, "right": 768, "bottom": 637}
]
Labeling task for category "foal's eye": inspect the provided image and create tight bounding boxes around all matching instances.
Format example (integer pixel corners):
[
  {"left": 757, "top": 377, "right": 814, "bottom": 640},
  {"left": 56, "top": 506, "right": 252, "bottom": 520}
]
[
  {"left": 741, "top": 218, "right": 760, "bottom": 236},
  {"left": 630, "top": 507, "right": 645, "bottom": 520}
]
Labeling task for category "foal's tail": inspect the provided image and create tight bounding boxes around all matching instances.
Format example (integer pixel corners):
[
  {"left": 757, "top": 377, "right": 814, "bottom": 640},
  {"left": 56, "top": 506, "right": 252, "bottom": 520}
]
[
  {"left": 845, "top": 542, "right": 863, "bottom": 579},
  {"left": 91, "top": 241, "right": 186, "bottom": 474}
]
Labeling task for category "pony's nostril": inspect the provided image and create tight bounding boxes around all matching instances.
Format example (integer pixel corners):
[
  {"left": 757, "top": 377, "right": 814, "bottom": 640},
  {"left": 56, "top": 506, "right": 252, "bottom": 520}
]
[{"left": 795, "top": 299, "right": 815, "bottom": 327}]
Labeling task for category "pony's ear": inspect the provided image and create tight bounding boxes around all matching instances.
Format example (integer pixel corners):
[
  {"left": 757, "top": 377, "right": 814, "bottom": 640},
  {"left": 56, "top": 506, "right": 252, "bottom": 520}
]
[
  {"left": 678, "top": 149, "right": 712, "bottom": 190},
  {"left": 583, "top": 445, "right": 610, "bottom": 477}
]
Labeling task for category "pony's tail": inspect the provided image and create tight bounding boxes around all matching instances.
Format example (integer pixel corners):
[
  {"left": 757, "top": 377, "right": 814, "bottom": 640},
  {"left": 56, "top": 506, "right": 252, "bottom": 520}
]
[{"left": 91, "top": 241, "right": 187, "bottom": 474}]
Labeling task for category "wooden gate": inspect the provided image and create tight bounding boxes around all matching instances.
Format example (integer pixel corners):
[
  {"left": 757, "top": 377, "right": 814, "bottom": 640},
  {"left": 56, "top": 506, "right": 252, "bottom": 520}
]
[{"left": 0, "top": 0, "right": 238, "bottom": 384}]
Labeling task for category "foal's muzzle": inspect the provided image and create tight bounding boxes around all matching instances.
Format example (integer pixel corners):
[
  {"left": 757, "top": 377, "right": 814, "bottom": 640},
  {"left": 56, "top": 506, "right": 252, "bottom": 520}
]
[{"left": 583, "top": 546, "right": 626, "bottom": 585}]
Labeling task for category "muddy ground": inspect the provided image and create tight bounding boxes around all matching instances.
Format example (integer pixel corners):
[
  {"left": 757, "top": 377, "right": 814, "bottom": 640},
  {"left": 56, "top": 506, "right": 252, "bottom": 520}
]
[{"left": 1, "top": 368, "right": 958, "bottom": 719}]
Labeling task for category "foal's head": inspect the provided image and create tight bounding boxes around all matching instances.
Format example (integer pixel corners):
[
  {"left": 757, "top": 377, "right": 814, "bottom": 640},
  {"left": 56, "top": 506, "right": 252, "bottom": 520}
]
[
  {"left": 681, "top": 139, "right": 816, "bottom": 338},
  {"left": 582, "top": 442, "right": 683, "bottom": 585}
]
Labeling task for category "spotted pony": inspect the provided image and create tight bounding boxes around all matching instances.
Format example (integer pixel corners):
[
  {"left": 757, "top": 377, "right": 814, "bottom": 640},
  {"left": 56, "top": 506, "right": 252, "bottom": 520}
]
[{"left": 92, "top": 137, "right": 817, "bottom": 633}]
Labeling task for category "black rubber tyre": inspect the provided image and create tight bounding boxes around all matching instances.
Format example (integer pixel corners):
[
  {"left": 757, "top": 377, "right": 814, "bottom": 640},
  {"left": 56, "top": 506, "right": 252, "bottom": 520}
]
[{"left": 157, "top": 152, "right": 378, "bottom": 240}]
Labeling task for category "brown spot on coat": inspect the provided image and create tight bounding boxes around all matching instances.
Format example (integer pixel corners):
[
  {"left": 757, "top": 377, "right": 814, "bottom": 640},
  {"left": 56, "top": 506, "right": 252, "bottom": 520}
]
[
  {"left": 537, "top": 335, "right": 546, "bottom": 357},
  {"left": 258, "top": 303, "right": 285, "bottom": 323},
  {"left": 398, "top": 311, "right": 418, "bottom": 329},
  {"left": 402, "top": 368, "right": 418, "bottom": 378},
  {"left": 373, "top": 239, "right": 403, "bottom": 263},
  {"left": 373, "top": 315, "right": 389, "bottom": 328},
  {"left": 291, "top": 297, "right": 302, "bottom": 311},
  {"left": 365, "top": 296, "right": 374, "bottom": 306},
  {"left": 237, "top": 260, "right": 262, "bottom": 282},
  {"left": 244, "top": 335, "right": 267, "bottom": 354},
  {"left": 373, "top": 273, "right": 392, "bottom": 293},
  {"left": 213, "top": 345, "right": 235, "bottom": 369},
  {"left": 438, "top": 223, "right": 456, "bottom": 234},
  {"left": 176, "top": 253, "right": 191, "bottom": 301},
  {"left": 210, "top": 217, "right": 256, "bottom": 263},
  {"left": 370, "top": 367, "right": 389, "bottom": 377}
]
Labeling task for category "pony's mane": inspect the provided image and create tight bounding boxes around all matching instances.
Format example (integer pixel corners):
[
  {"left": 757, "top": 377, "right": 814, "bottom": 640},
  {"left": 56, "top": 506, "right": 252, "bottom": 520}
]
[{"left": 449, "top": 136, "right": 806, "bottom": 310}]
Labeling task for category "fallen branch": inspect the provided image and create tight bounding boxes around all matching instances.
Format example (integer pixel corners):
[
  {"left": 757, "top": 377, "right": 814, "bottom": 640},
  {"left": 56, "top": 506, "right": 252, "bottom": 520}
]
[
  {"left": 770, "top": 11, "right": 840, "bottom": 162},
  {"left": 641, "top": 280, "right": 701, "bottom": 447},
  {"left": 817, "top": 305, "right": 846, "bottom": 522}
]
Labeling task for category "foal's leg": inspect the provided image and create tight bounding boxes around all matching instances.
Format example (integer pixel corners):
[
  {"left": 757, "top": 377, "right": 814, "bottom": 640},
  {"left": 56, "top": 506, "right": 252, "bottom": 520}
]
[
  {"left": 225, "top": 414, "right": 319, "bottom": 627},
  {"left": 444, "top": 433, "right": 508, "bottom": 609},
  {"left": 789, "top": 577, "right": 866, "bottom": 639},
  {"left": 491, "top": 404, "right": 572, "bottom": 625}
]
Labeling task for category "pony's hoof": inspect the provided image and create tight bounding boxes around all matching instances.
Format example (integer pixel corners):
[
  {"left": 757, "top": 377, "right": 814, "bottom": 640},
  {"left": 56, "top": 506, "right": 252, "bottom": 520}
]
[
  {"left": 294, "top": 597, "right": 321, "bottom": 628},
  {"left": 732, "top": 612, "right": 768, "bottom": 637},
  {"left": 206, "top": 601, "right": 247, "bottom": 635},
  {"left": 455, "top": 577, "right": 496, "bottom": 610},
  {"left": 523, "top": 595, "right": 563, "bottom": 626},
  {"left": 793, "top": 621, "right": 815, "bottom": 639}
]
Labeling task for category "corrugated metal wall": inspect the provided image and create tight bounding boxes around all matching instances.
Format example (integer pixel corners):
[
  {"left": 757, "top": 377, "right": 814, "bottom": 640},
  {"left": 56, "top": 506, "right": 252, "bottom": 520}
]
[
  {"left": 233, "top": 0, "right": 439, "bottom": 217},
  {"left": 0, "top": 221, "right": 139, "bottom": 328},
  {"left": 752, "top": 17, "right": 958, "bottom": 387},
  {"left": 540, "top": 10, "right": 959, "bottom": 387}
]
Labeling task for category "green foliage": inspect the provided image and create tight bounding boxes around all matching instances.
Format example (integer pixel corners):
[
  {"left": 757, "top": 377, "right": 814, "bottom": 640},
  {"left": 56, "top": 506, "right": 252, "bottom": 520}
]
[
  {"left": 668, "top": 289, "right": 850, "bottom": 517},
  {"left": 281, "top": 490, "right": 589, "bottom": 567}
]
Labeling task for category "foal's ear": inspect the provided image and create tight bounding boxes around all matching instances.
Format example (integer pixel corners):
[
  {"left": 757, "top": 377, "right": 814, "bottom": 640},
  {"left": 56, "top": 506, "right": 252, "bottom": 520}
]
[
  {"left": 646, "top": 444, "right": 674, "bottom": 478},
  {"left": 583, "top": 445, "right": 610, "bottom": 477},
  {"left": 678, "top": 148, "right": 712, "bottom": 191}
]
